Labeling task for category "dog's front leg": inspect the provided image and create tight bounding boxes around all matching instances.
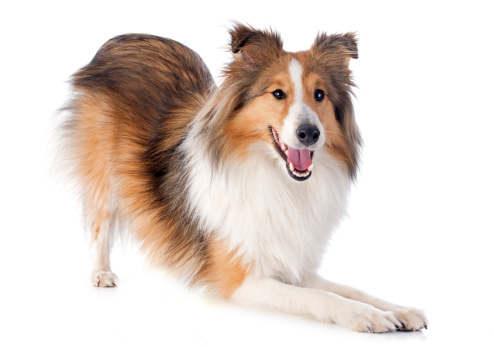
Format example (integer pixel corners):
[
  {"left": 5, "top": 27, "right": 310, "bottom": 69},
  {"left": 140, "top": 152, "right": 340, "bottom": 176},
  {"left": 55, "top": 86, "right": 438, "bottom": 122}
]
[
  {"left": 302, "top": 274, "right": 428, "bottom": 331},
  {"left": 231, "top": 276, "right": 402, "bottom": 332}
]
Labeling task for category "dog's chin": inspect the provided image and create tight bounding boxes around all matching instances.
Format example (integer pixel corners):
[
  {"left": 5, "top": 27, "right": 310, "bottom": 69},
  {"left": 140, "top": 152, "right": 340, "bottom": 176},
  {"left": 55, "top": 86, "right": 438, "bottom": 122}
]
[{"left": 269, "top": 127, "right": 314, "bottom": 182}]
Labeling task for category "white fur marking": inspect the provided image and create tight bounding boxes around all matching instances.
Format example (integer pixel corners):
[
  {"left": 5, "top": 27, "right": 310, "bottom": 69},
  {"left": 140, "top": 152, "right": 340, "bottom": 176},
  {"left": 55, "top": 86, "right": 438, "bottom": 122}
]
[
  {"left": 281, "top": 59, "right": 325, "bottom": 149},
  {"left": 232, "top": 277, "right": 402, "bottom": 332},
  {"left": 183, "top": 123, "right": 350, "bottom": 284}
]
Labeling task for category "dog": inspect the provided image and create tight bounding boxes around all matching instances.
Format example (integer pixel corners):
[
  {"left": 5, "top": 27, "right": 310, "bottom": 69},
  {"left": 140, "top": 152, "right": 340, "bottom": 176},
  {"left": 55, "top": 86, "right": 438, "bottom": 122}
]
[{"left": 59, "top": 23, "right": 427, "bottom": 332}]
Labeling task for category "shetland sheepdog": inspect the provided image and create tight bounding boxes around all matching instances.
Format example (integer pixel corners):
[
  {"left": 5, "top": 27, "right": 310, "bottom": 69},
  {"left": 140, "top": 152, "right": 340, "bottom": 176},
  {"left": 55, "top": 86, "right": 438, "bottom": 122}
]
[{"left": 60, "top": 23, "right": 427, "bottom": 332}]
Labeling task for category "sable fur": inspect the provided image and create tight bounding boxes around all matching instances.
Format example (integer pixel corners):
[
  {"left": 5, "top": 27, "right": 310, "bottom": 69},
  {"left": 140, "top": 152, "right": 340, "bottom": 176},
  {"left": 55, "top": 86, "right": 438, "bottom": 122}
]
[
  {"left": 59, "top": 24, "right": 427, "bottom": 332},
  {"left": 62, "top": 25, "right": 361, "bottom": 284},
  {"left": 61, "top": 23, "right": 361, "bottom": 285}
]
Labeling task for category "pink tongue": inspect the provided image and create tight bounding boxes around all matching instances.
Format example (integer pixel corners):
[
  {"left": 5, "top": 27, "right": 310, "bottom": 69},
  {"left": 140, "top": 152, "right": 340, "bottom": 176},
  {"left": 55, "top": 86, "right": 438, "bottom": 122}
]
[{"left": 287, "top": 146, "right": 312, "bottom": 171}]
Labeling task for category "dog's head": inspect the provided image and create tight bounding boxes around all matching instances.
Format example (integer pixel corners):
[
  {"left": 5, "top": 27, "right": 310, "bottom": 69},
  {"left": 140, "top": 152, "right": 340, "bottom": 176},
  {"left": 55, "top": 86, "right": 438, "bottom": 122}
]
[{"left": 213, "top": 23, "right": 361, "bottom": 181}]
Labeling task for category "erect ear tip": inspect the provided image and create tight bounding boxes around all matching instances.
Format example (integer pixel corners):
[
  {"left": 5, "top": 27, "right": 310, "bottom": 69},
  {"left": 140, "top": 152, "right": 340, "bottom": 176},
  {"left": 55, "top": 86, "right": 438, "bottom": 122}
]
[
  {"left": 227, "top": 23, "right": 283, "bottom": 66},
  {"left": 313, "top": 32, "right": 358, "bottom": 59},
  {"left": 229, "top": 22, "right": 255, "bottom": 53},
  {"left": 229, "top": 22, "right": 256, "bottom": 64},
  {"left": 342, "top": 32, "right": 358, "bottom": 58}
]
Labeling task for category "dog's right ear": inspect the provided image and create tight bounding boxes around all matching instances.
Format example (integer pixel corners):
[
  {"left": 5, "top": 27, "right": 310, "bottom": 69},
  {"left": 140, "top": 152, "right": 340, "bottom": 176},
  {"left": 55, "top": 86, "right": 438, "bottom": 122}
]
[{"left": 229, "top": 23, "right": 283, "bottom": 66}]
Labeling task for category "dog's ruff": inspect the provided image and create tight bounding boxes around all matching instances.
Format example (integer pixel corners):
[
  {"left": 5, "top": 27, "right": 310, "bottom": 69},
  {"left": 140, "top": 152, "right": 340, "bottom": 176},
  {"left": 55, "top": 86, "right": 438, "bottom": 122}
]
[{"left": 58, "top": 23, "right": 427, "bottom": 332}]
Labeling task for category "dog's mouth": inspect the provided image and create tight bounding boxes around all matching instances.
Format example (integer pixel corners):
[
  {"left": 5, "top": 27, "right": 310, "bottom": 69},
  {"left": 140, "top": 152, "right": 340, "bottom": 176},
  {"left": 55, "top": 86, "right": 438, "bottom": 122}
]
[{"left": 269, "top": 127, "right": 313, "bottom": 181}]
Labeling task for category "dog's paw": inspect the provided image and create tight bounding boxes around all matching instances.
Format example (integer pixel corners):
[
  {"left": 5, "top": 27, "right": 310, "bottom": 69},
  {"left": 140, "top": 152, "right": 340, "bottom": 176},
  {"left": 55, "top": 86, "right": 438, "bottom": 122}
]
[
  {"left": 340, "top": 302, "right": 401, "bottom": 333},
  {"left": 392, "top": 306, "right": 428, "bottom": 331},
  {"left": 91, "top": 271, "right": 117, "bottom": 287}
]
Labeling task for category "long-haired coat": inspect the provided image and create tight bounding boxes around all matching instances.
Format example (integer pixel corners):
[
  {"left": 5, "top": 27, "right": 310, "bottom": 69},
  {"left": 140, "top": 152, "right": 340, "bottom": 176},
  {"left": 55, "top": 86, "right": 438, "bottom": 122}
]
[{"left": 60, "top": 23, "right": 427, "bottom": 332}]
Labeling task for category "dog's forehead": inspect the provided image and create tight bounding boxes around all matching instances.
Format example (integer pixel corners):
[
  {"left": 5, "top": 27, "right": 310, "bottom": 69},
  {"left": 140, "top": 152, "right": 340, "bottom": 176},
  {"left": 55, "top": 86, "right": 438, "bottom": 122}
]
[{"left": 265, "top": 52, "right": 317, "bottom": 85}]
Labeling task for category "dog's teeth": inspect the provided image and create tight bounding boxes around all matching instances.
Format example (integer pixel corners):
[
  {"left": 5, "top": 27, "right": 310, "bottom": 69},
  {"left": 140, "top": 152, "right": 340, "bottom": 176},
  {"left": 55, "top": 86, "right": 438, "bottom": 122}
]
[
  {"left": 289, "top": 162, "right": 294, "bottom": 172},
  {"left": 281, "top": 143, "right": 287, "bottom": 151},
  {"left": 284, "top": 150, "right": 288, "bottom": 156},
  {"left": 308, "top": 164, "right": 313, "bottom": 172}
]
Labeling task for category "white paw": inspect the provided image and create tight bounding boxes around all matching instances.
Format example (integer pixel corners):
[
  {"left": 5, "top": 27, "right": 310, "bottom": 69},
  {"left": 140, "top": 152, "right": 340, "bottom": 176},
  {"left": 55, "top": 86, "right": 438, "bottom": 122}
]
[
  {"left": 392, "top": 306, "right": 428, "bottom": 331},
  {"left": 339, "top": 302, "right": 401, "bottom": 333},
  {"left": 91, "top": 271, "right": 117, "bottom": 287}
]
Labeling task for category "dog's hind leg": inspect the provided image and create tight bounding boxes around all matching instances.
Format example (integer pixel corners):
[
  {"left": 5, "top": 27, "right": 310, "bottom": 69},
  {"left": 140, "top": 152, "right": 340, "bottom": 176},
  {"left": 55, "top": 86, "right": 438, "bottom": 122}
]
[
  {"left": 89, "top": 208, "right": 117, "bottom": 287},
  {"left": 82, "top": 150, "right": 118, "bottom": 287},
  {"left": 72, "top": 94, "right": 118, "bottom": 287},
  {"left": 83, "top": 167, "right": 117, "bottom": 287}
]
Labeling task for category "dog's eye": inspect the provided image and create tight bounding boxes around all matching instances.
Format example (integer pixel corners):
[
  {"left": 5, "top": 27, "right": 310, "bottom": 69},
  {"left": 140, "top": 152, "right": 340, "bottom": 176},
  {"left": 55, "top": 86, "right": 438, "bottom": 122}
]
[
  {"left": 314, "top": 89, "right": 325, "bottom": 102},
  {"left": 272, "top": 89, "right": 286, "bottom": 100}
]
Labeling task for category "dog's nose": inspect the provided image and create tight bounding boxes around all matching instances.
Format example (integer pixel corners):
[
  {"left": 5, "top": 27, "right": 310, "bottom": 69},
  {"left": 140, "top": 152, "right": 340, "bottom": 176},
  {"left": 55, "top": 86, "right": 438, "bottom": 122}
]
[{"left": 296, "top": 124, "right": 320, "bottom": 146}]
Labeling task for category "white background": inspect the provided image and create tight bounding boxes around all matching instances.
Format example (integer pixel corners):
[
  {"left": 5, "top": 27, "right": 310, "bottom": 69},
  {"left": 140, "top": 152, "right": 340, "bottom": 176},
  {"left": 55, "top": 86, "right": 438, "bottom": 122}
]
[{"left": 1, "top": 1, "right": 493, "bottom": 346}]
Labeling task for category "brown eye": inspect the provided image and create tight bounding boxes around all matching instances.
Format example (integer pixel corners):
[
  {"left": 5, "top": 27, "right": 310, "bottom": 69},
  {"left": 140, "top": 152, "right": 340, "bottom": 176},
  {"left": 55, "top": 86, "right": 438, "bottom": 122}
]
[
  {"left": 272, "top": 89, "right": 286, "bottom": 100},
  {"left": 314, "top": 89, "right": 325, "bottom": 102}
]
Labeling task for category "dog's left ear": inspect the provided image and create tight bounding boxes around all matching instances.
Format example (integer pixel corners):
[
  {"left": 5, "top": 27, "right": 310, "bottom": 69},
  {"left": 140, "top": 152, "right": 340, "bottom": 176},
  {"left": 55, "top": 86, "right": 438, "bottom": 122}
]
[
  {"left": 229, "top": 23, "right": 283, "bottom": 66},
  {"left": 311, "top": 32, "right": 358, "bottom": 66}
]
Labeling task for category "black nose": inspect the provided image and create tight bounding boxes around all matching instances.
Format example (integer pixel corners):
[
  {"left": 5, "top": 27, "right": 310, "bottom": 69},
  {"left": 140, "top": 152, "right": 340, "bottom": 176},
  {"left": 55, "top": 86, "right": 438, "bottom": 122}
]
[{"left": 296, "top": 124, "right": 320, "bottom": 146}]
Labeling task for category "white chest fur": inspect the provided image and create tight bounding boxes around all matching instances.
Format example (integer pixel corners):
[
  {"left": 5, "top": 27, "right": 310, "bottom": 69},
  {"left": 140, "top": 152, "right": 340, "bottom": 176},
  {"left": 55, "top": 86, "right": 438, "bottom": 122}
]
[{"left": 184, "top": 138, "right": 351, "bottom": 284}]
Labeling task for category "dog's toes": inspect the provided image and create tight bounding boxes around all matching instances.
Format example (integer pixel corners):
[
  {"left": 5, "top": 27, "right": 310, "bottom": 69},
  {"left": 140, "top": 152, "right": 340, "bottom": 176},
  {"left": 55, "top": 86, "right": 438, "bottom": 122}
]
[
  {"left": 342, "top": 304, "right": 400, "bottom": 333},
  {"left": 393, "top": 307, "right": 428, "bottom": 331},
  {"left": 91, "top": 271, "right": 118, "bottom": 287}
]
